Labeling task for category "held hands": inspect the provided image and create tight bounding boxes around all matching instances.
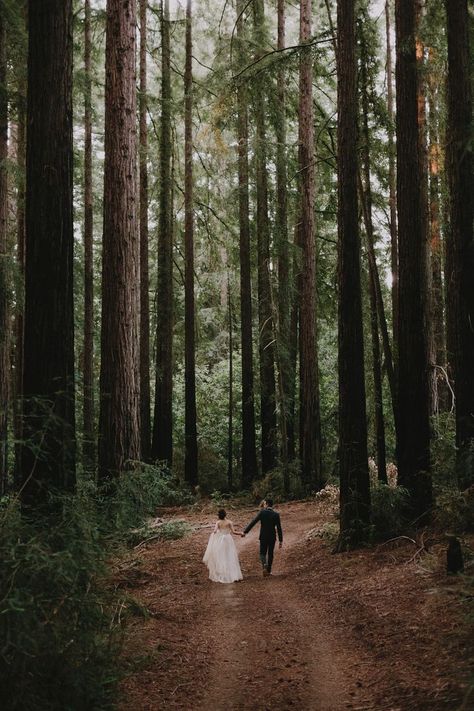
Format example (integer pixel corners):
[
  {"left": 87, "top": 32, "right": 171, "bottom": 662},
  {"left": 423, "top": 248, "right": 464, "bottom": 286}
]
[{"left": 241, "top": 532, "right": 246, "bottom": 538}]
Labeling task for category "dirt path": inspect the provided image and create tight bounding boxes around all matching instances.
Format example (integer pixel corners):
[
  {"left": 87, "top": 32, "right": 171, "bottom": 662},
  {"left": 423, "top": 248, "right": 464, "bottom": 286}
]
[{"left": 118, "top": 501, "right": 472, "bottom": 711}]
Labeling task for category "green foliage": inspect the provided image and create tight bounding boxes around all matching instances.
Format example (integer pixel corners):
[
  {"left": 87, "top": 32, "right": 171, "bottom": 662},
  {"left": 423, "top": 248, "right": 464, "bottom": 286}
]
[
  {"left": 251, "top": 460, "right": 307, "bottom": 502},
  {"left": 101, "top": 463, "right": 194, "bottom": 532},
  {"left": 434, "top": 487, "right": 474, "bottom": 533},
  {"left": 156, "top": 519, "right": 191, "bottom": 541},
  {"left": 0, "top": 497, "right": 118, "bottom": 711},
  {"left": 369, "top": 483, "right": 411, "bottom": 540},
  {"left": 0, "top": 467, "right": 193, "bottom": 710}
]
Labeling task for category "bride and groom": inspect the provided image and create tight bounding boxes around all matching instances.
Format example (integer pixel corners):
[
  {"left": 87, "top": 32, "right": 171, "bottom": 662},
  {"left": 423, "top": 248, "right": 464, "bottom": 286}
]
[{"left": 203, "top": 499, "right": 283, "bottom": 584}]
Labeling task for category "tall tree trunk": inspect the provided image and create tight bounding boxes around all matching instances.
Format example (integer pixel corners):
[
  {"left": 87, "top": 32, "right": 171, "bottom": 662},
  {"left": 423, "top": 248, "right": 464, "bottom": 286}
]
[
  {"left": 336, "top": 0, "right": 370, "bottom": 548},
  {"left": 395, "top": 0, "right": 432, "bottom": 517},
  {"left": 98, "top": 0, "right": 140, "bottom": 480},
  {"left": 14, "top": 80, "right": 26, "bottom": 490},
  {"left": 298, "top": 0, "right": 323, "bottom": 490},
  {"left": 151, "top": 0, "right": 173, "bottom": 466},
  {"left": 415, "top": 0, "right": 437, "bottom": 417},
  {"left": 275, "top": 0, "right": 290, "bottom": 471},
  {"left": 253, "top": 0, "right": 277, "bottom": 475},
  {"left": 139, "top": 0, "right": 151, "bottom": 461},
  {"left": 359, "top": 29, "right": 387, "bottom": 484},
  {"left": 445, "top": 0, "right": 474, "bottom": 488},
  {"left": 0, "top": 7, "right": 9, "bottom": 494},
  {"left": 227, "top": 275, "right": 233, "bottom": 490},
  {"left": 22, "top": 0, "right": 76, "bottom": 503},
  {"left": 427, "top": 47, "right": 448, "bottom": 412},
  {"left": 83, "top": 0, "right": 95, "bottom": 474},
  {"left": 184, "top": 0, "right": 198, "bottom": 486},
  {"left": 236, "top": 0, "right": 258, "bottom": 488},
  {"left": 385, "top": 0, "right": 399, "bottom": 362}
]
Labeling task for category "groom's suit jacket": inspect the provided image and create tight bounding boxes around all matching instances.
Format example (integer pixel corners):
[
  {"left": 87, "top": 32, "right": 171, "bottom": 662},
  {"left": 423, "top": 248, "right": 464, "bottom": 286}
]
[{"left": 244, "top": 508, "right": 283, "bottom": 542}]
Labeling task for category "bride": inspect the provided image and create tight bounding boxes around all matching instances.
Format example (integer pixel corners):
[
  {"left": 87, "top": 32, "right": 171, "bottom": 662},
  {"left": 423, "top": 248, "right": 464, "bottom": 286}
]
[{"left": 203, "top": 509, "right": 243, "bottom": 583}]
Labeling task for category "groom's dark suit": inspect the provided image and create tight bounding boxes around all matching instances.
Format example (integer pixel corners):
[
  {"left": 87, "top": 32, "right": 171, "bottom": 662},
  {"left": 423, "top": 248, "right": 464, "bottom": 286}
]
[{"left": 244, "top": 507, "right": 283, "bottom": 573}]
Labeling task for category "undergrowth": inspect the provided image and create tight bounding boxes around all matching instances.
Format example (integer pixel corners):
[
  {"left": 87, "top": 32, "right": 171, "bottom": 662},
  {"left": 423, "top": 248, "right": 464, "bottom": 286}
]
[{"left": 0, "top": 464, "right": 193, "bottom": 711}]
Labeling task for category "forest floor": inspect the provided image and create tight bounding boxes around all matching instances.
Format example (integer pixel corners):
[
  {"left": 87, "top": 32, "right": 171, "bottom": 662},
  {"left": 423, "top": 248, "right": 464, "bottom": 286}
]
[{"left": 116, "top": 497, "right": 473, "bottom": 711}]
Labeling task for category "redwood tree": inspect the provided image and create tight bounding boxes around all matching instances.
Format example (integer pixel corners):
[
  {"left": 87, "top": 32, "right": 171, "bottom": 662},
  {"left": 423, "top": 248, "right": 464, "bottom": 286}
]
[
  {"left": 139, "top": 0, "right": 151, "bottom": 461},
  {"left": 253, "top": 0, "right": 277, "bottom": 475},
  {"left": 336, "top": 0, "right": 370, "bottom": 547},
  {"left": 445, "top": 0, "right": 474, "bottom": 488},
  {"left": 83, "top": 0, "right": 95, "bottom": 474},
  {"left": 236, "top": 0, "right": 258, "bottom": 487},
  {"left": 22, "top": 0, "right": 76, "bottom": 502},
  {"left": 298, "top": 0, "right": 323, "bottom": 490},
  {"left": 0, "top": 6, "right": 9, "bottom": 493},
  {"left": 395, "top": 0, "right": 432, "bottom": 516},
  {"left": 184, "top": 0, "right": 198, "bottom": 486},
  {"left": 152, "top": 0, "right": 173, "bottom": 467},
  {"left": 98, "top": 0, "right": 140, "bottom": 480}
]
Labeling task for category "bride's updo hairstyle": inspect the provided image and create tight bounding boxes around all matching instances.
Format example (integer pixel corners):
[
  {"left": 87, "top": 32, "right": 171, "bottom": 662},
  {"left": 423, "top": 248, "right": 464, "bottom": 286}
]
[{"left": 218, "top": 509, "right": 226, "bottom": 520}]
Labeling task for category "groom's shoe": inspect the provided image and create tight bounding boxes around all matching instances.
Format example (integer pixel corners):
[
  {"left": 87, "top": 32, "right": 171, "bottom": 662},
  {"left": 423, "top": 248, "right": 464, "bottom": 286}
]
[{"left": 263, "top": 567, "right": 269, "bottom": 576}]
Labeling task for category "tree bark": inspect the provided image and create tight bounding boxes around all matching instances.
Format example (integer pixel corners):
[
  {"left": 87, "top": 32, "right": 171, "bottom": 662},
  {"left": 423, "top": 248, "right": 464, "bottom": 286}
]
[
  {"left": 98, "top": 0, "right": 140, "bottom": 480},
  {"left": 83, "top": 0, "right": 95, "bottom": 475},
  {"left": 359, "top": 27, "right": 387, "bottom": 484},
  {"left": 253, "top": 0, "right": 277, "bottom": 475},
  {"left": 0, "top": 7, "right": 9, "bottom": 494},
  {"left": 236, "top": 0, "right": 258, "bottom": 488},
  {"left": 427, "top": 47, "right": 448, "bottom": 412},
  {"left": 151, "top": 0, "right": 173, "bottom": 467},
  {"left": 22, "top": 0, "right": 76, "bottom": 503},
  {"left": 336, "top": 0, "right": 370, "bottom": 548},
  {"left": 395, "top": 0, "right": 432, "bottom": 517},
  {"left": 227, "top": 275, "right": 233, "bottom": 490},
  {"left": 184, "top": 0, "right": 198, "bottom": 486},
  {"left": 139, "top": 0, "right": 151, "bottom": 461},
  {"left": 445, "top": 0, "right": 474, "bottom": 488},
  {"left": 275, "top": 0, "right": 290, "bottom": 473},
  {"left": 385, "top": 0, "right": 399, "bottom": 364},
  {"left": 298, "top": 0, "right": 323, "bottom": 490}
]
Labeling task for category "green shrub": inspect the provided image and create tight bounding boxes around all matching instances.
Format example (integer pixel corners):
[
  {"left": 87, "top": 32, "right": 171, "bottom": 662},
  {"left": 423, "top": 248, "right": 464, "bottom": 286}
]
[
  {"left": 434, "top": 486, "right": 474, "bottom": 533},
  {"left": 0, "top": 496, "right": 119, "bottom": 711},
  {"left": 370, "top": 483, "right": 411, "bottom": 540},
  {"left": 0, "top": 465, "right": 194, "bottom": 710}
]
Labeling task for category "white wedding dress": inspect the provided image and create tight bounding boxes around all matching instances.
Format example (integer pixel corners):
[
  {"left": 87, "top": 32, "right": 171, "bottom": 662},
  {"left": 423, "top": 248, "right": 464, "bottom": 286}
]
[{"left": 203, "top": 520, "right": 243, "bottom": 584}]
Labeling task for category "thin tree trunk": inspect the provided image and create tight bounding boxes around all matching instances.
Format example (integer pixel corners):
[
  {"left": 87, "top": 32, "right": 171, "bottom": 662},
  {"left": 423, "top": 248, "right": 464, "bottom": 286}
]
[
  {"left": 427, "top": 47, "right": 448, "bottom": 412},
  {"left": 395, "top": 0, "right": 432, "bottom": 517},
  {"left": 385, "top": 1, "right": 399, "bottom": 361},
  {"left": 151, "top": 0, "right": 173, "bottom": 466},
  {"left": 253, "top": 0, "right": 277, "bottom": 476},
  {"left": 275, "top": 0, "right": 290, "bottom": 471},
  {"left": 98, "top": 0, "right": 140, "bottom": 480},
  {"left": 445, "top": 0, "right": 474, "bottom": 488},
  {"left": 83, "top": 0, "right": 95, "bottom": 474},
  {"left": 139, "top": 0, "right": 151, "bottom": 461},
  {"left": 336, "top": 0, "right": 370, "bottom": 549},
  {"left": 236, "top": 0, "right": 258, "bottom": 488},
  {"left": 359, "top": 31, "right": 387, "bottom": 484},
  {"left": 298, "top": 0, "right": 323, "bottom": 490},
  {"left": 13, "top": 82, "right": 26, "bottom": 490},
  {"left": 184, "top": 0, "right": 198, "bottom": 486},
  {"left": 0, "top": 7, "right": 9, "bottom": 494},
  {"left": 227, "top": 275, "right": 233, "bottom": 490},
  {"left": 22, "top": 0, "right": 76, "bottom": 503}
]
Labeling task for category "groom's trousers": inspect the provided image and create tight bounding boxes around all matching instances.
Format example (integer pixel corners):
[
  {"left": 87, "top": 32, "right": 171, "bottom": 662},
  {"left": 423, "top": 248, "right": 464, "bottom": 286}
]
[{"left": 259, "top": 537, "right": 276, "bottom": 572}]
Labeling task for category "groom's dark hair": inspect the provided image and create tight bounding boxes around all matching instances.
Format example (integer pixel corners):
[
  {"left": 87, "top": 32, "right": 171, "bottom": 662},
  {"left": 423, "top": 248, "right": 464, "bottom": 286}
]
[
  {"left": 266, "top": 498, "right": 273, "bottom": 507},
  {"left": 218, "top": 509, "right": 226, "bottom": 519}
]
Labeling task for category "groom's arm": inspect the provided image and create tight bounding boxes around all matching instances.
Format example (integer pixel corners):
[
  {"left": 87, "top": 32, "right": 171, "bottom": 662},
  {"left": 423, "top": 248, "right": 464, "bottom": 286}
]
[
  {"left": 243, "top": 511, "right": 261, "bottom": 534},
  {"left": 276, "top": 514, "right": 283, "bottom": 543}
]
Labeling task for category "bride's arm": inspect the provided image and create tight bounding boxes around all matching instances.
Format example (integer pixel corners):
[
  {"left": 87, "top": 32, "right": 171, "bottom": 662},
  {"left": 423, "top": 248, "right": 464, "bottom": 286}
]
[{"left": 229, "top": 520, "right": 241, "bottom": 536}]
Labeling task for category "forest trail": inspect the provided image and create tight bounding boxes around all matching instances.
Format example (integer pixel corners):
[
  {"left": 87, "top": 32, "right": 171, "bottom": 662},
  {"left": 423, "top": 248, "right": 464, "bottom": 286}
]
[{"left": 119, "top": 500, "right": 472, "bottom": 711}]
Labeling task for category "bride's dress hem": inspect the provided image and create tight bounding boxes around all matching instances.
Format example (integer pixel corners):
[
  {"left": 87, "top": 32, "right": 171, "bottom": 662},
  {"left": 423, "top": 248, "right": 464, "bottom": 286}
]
[{"left": 203, "top": 531, "right": 243, "bottom": 584}]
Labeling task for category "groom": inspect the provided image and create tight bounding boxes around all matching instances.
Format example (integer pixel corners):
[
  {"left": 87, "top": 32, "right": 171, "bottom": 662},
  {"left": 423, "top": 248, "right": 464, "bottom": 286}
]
[{"left": 242, "top": 499, "right": 283, "bottom": 576}]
